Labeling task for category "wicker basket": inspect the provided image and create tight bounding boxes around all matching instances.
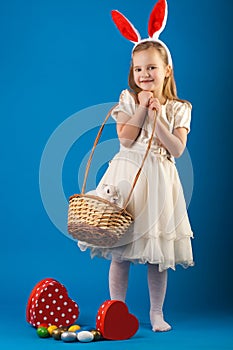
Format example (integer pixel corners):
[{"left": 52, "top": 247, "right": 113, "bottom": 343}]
[{"left": 68, "top": 106, "right": 157, "bottom": 247}]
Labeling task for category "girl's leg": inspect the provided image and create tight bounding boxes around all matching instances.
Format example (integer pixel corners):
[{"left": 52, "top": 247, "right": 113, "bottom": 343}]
[
  {"left": 147, "top": 263, "right": 171, "bottom": 332},
  {"left": 109, "top": 260, "right": 130, "bottom": 302}
]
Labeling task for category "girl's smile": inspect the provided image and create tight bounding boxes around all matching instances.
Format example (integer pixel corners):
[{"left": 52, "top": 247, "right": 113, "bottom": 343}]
[{"left": 140, "top": 78, "right": 154, "bottom": 83}]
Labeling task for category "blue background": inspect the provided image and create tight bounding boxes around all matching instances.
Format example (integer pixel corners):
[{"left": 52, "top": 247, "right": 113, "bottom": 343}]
[{"left": 1, "top": 0, "right": 233, "bottom": 349}]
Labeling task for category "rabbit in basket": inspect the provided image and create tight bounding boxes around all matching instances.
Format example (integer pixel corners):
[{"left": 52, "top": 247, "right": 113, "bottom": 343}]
[{"left": 87, "top": 184, "right": 124, "bottom": 208}]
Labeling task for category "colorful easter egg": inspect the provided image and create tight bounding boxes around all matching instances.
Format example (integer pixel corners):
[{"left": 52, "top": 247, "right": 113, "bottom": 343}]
[
  {"left": 77, "top": 331, "right": 94, "bottom": 342},
  {"left": 52, "top": 328, "right": 66, "bottom": 340},
  {"left": 37, "top": 326, "right": 50, "bottom": 338},
  {"left": 91, "top": 329, "right": 102, "bottom": 341},
  {"left": 81, "top": 326, "right": 95, "bottom": 331},
  {"left": 37, "top": 323, "right": 48, "bottom": 329},
  {"left": 68, "top": 325, "right": 81, "bottom": 332},
  {"left": 47, "top": 325, "right": 57, "bottom": 335},
  {"left": 61, "top": 331, "right": 77, "bottom": 342}
]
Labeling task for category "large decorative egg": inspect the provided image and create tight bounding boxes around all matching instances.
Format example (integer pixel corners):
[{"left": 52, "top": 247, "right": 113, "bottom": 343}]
[
  {"left": 77, "top": 331, "right": 94, "bottom": 342},
  {"left": 61, "top": 331, "right": 77, "bottom": 342}
]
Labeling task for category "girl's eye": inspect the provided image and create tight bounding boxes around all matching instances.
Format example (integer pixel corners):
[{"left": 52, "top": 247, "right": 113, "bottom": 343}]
[
  {"left": 148, "top": 66, "right": 157, "bottom": 70},
  {"left": 134, "top": 68, "right": 141, "bottom": 72}
]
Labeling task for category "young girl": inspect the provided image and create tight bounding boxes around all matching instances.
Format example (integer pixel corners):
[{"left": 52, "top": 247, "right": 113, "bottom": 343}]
[{"left": 79, "top": 1, "right": 194, "bottom": 332}]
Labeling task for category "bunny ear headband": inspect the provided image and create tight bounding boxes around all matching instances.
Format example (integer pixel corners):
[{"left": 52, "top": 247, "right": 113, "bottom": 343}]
[{"left": 111, "top": 0, "right": 172, "bottom": 67}]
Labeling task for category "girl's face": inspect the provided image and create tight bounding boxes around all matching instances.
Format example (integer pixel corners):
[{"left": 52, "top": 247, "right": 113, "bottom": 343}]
[{"left": 132, "top": 47, "right": 170, "bottom": 97}]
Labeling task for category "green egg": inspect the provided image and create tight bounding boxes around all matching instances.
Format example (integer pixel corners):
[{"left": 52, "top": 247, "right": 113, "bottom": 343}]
[{"left": 37, "top": 326, "right": 50, "bottom": 338}]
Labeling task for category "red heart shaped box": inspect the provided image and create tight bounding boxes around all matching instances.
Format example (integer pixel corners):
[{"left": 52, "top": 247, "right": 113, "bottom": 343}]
[
  {"left": 26, "top": 278, "right": 79, "bottom": 328},
  {"left": 96, "top": 300, "right": 139, "bottom": 340}
]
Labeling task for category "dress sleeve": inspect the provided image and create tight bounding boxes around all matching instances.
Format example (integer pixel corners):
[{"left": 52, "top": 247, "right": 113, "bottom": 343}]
[
  {"left": 111, "top": 89, "right": 136, "bottom": 121},
  {"left": 173, "top": 102, "right": 192, "bottom": 133}
]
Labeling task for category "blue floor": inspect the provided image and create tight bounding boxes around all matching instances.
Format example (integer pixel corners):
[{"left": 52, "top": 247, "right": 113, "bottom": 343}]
[{"left": 1, "top": 306, "right": 233, "bottom": 350}]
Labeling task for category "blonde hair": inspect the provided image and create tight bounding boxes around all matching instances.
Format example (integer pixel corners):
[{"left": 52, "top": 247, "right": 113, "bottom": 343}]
[{"left": 128, "top": 41, "right": 191, "bottom": 106}]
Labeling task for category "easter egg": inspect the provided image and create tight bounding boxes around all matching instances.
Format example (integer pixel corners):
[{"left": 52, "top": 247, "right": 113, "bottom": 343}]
[
  {"left": 37, "top": 326, "right": 50, "bottom": 338},
  {"left": 77, "top": 331, "right": 94, "bottom": 342},
  {"left": 61, "top": 331, "right": 77, "bottom": 342},
  {"left": 37, "top": 323, "right": 48, "bottom": 329},
  {"left": 68, "top": 325, "right": 81, "bottom": 332},
  {"left": 91, "top": 329, "right": 102, "bottom": 341},
  {"left": 47, "top": 325, "right": 57, "bottom": 335},
  {"left": 81, "top": 325, "right": 95, "bottom": 331},
  {"left": 52, "top": 328, "right": 66, "bottom": 340}
]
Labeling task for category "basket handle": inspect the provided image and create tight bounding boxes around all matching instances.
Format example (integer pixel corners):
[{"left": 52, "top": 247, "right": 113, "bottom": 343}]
[
  {"left": 81, "top": 105, "right": 157, "bottom": 210},
  {"left": 123, "top": 112, "right": 157, "bottom": 210},
  {"left": 81, "top": 104, "right": 118, "bottom": 195}
]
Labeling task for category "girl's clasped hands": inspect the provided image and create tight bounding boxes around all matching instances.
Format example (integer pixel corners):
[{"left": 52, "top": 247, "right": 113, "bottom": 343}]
[{"left": 138, "top": 90, "right": 162, "bottom": 120}]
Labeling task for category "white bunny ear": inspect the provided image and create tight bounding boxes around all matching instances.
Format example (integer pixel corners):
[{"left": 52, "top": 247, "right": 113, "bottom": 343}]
[
  {"left": 148, "top": 0, "right": 168, "bottom": 40},
  {"left": 111, "top": 10, "right": 141, "bottom": 43}
]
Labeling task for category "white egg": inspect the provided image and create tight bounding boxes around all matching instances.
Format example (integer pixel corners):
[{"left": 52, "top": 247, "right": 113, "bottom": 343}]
[
  {"left": 61, "top": 331, "right": 77, "bottom": 342},
  {"left": 77, "top": 330, "right": 94, "bottom": 342}
]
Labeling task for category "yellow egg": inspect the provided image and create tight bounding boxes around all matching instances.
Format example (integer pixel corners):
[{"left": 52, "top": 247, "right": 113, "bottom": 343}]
[
  {"left": 68, "top": 325, "right": 81, "bottom": 332},
  {"left": 47, "top": 325, "right": 57, "bottom": 335}
]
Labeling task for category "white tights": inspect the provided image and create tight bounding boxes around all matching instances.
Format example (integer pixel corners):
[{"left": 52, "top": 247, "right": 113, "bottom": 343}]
[
  {"left": 109, "top": 260, "right": 130, "bottom": 302},
  {"left": 109, "top": 260, "right": 171, "bottom": 332},
  {"left": 147, "top": 263, "right": 171, "bottom": 331}
]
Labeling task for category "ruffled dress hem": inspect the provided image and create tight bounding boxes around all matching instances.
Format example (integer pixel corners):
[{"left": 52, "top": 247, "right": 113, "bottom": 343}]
[{"left": 78, "top": 234, "right": 194, "bottom": 272}]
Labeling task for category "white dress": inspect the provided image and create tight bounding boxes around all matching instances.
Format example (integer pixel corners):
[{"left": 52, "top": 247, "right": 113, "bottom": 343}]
[{"left": 78, "top": 90, "right": 194, "bottom": 272}]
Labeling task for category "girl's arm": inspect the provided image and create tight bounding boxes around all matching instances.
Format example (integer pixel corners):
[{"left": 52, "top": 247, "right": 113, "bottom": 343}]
[
  {"left": 116, "top": 91, "right": 153, "bottom": 147},
  {"left": 116, "top": 106, "right": 147, "bottom": 147},
  {"left": 155, "top": 119, "right": 187, "bottom": 158},
  {"left": 149, "top": 98, "right": 188, "bottom": 158}
]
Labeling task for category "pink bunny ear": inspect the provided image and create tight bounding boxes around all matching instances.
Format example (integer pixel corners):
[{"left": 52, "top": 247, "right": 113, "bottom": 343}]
[
  {"left": 111, "top": 10, "right": 141, "bottom": 43},
  {"left": 148, "top": 0, "right": 168, "bottom": 39}
]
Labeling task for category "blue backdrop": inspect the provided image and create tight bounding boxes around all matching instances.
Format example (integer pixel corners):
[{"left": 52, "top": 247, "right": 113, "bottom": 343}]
[{"left": 1, "top": 0, "right": 233, "bottom": 345}]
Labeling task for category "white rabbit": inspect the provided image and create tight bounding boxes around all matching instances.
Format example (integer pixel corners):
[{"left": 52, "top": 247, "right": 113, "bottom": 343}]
[{"left": 97, "top": 184, "right": 123, "bottom": 207}]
